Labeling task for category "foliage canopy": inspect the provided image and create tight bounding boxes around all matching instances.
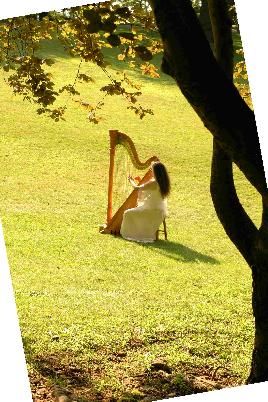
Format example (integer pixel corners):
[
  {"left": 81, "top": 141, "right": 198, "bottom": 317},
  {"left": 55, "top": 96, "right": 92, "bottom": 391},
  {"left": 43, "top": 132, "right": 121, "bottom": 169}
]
[{"left": 0, "top": 1, "right": 248, "bottom": 122}]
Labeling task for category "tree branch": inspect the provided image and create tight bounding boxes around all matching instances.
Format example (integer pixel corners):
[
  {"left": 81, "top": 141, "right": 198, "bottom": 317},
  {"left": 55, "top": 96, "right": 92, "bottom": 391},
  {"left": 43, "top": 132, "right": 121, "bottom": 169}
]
[
  {"left": 208, "top": 0, "right": 233, "bottom": 78},
  {"left": 207, "top": 0, "right": 258, "bottom": 265},
  {"left": 210, "top": 141, "right": 258, "bottom": 266}
]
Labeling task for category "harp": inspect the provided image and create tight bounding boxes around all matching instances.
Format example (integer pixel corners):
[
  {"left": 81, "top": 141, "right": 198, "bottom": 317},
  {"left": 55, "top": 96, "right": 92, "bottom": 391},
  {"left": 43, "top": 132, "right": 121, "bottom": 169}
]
[{"left": 100, "top": 129, "right": 159, "bottom": 235}]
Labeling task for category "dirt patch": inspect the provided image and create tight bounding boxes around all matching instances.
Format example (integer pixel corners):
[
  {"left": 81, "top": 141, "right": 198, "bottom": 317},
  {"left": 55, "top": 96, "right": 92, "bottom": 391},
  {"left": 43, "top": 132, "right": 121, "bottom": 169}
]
[{"left": 28, "top": 352, "right": 242, "bottom": 402}]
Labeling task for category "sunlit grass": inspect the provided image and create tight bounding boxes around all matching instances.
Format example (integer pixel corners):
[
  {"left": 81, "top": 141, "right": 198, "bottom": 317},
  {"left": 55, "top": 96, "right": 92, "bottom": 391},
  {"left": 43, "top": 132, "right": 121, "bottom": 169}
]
[{"left": 0, "top": 34, "right": 261, "bottom": 399}]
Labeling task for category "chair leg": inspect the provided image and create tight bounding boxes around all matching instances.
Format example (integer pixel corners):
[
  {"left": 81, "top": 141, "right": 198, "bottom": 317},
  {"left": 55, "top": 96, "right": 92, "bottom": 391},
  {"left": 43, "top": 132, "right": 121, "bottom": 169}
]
[
  {"left": 163, "top": 218, "right": 167, "bottom": 240},
  {"left": 155, "top": 219, "right": 167, "bottom": 241}
]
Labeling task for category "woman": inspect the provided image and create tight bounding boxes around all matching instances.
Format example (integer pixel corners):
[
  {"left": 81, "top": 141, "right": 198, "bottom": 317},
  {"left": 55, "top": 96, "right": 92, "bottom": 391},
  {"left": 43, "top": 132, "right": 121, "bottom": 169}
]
[{"left": 120, "top": 161, "right": 171, "bottom": 243}]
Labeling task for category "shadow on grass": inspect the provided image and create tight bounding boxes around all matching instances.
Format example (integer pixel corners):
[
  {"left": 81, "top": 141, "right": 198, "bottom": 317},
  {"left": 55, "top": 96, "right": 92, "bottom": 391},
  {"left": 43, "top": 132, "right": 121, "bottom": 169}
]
[
  {"left": 118, "top": 370, "right": 207, "bottom": 402},
  {"left": 25, "top": 349, "right": 103, "bottom": 401},
  {"left": 25, "top": 347, "right": 210, "bottom": 402},
  {"left": 37, "top": 38, "right": 174, "bottom": 87},
  {"left": 113, "top": 236, "right": 219, "bottom": 265},
  {"left": 142, "top": 240, "right": 219, "bottom": 265},
  {"left": 23, "top": 331, "right": 240, "bottom": 402}
]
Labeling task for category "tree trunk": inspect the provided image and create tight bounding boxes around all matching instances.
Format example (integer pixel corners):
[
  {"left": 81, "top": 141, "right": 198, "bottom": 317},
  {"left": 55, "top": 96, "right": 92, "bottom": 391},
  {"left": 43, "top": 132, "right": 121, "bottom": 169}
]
[
  {"left": 247, "top": 204, "right": 268, "bottom": 383},
  {"left": 150, "top": 0, "right": 268, "bottom": 383},
  {"left": 210, "top": 140, "right": 258, "bottom": 267},
  {"left": 249, "top": 272, "right": 268, "bottom": 383}
]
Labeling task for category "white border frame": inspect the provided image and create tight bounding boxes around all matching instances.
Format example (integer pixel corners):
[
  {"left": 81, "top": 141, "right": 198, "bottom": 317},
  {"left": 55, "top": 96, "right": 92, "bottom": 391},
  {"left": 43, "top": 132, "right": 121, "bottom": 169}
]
[{"left": 0, "top": 1, "right": 267, "bottom": 401}]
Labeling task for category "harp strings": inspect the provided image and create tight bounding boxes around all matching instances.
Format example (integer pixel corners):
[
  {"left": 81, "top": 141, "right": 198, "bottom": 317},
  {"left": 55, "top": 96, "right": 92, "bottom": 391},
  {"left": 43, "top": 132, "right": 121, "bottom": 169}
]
[
  {"left": 113, "top": 144, "right": 130, "bottom": 214},
  {"left": 112, "top": 144, "right": 146, "bottom": 215}
]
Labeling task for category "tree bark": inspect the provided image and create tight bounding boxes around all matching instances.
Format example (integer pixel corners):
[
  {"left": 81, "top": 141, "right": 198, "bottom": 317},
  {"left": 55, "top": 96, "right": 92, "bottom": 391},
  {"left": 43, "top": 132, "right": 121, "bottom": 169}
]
[{"left": 150, "top": 0, "right": 268, "bottom": 383}]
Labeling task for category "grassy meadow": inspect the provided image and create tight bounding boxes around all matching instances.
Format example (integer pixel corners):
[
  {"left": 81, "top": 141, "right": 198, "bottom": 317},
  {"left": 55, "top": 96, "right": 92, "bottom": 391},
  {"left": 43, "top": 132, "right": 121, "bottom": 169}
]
[{"left": 0, "top": 34, "right": 262, "bottom": 401}]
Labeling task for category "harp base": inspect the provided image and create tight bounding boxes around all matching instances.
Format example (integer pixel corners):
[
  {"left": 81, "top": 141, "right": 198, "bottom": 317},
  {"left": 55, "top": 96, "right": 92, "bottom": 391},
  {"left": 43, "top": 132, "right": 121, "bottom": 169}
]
[{"left": 99, "top": 224, "right": 121, "bottom": 236}]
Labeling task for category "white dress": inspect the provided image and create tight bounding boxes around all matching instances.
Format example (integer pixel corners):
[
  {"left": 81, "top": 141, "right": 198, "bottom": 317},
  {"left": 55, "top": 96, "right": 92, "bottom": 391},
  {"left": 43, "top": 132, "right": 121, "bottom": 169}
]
[{"left": 120, "top": 180, "right": 167, "bottom": 243}]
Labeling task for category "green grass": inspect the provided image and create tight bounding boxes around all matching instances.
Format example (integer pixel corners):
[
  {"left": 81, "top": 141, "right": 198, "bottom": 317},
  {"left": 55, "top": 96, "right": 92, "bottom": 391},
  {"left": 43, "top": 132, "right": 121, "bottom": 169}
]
[{"left": 0, "top": 34, "right": 261, "bottom": 401}]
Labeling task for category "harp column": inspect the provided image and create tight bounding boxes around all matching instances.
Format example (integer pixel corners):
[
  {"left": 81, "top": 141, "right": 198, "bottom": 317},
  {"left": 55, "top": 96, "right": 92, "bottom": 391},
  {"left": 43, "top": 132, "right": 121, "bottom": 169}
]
[{"left": 107, "top": 130, "right": 118, "bottom": 224}]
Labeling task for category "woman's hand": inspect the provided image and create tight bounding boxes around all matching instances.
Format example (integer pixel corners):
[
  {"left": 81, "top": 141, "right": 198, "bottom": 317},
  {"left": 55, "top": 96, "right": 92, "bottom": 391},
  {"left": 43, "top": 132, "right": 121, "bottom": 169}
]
[{"left": 128, "top": 175, "right": 137, "bottom": 188}]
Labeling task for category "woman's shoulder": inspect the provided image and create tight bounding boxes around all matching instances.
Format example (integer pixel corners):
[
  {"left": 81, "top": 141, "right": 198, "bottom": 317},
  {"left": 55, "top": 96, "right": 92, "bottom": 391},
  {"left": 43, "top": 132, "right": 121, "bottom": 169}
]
[
  {"left": 146, "top": 179, "right": 158, "bottom": 189},
  {"left": 138, "top": 179, "right": 158, "bottom": 191}
]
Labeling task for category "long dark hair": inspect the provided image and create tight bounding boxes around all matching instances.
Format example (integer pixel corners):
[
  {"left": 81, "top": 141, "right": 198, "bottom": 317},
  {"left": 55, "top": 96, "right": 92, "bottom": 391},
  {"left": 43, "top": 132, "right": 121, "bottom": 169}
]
[{"left": 152, "top": 162, "right": 171, "bottom": 198}]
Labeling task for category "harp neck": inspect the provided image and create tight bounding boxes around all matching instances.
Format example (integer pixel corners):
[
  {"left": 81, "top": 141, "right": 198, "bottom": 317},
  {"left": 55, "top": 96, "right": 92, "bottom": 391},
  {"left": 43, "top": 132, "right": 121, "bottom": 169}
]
[{"left": 110, "top": 130, "right": 158, "bottom": 169}]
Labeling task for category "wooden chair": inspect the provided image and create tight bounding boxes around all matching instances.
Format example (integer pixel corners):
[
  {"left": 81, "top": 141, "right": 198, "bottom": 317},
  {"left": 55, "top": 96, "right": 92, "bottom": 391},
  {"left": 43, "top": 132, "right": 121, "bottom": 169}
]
[{"left": 156, "top": 218, "right": 168, "bottom": 241}]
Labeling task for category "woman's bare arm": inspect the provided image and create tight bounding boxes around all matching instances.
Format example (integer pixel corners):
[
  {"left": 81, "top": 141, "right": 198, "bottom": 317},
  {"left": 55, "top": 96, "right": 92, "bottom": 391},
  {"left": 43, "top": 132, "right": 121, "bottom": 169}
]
[{"left": 128, "top": 176, "right": 156, "bottom": 190}]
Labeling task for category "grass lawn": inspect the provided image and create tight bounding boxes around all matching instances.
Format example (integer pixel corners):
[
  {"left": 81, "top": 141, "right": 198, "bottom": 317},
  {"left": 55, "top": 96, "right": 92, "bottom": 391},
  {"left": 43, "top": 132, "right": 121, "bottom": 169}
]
[{"left": 0, "top": 33, "right": 262, "bottom": 402}]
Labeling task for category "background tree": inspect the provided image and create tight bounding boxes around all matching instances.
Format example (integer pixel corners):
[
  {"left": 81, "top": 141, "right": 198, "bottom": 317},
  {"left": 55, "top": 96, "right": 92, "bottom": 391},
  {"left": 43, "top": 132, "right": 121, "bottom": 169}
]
[
  {"left": 118, "top": 0, "right": 155, "bottom": 28},
  {"left": 197, "top": 0, "right": 238, "bottom": 48}
]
